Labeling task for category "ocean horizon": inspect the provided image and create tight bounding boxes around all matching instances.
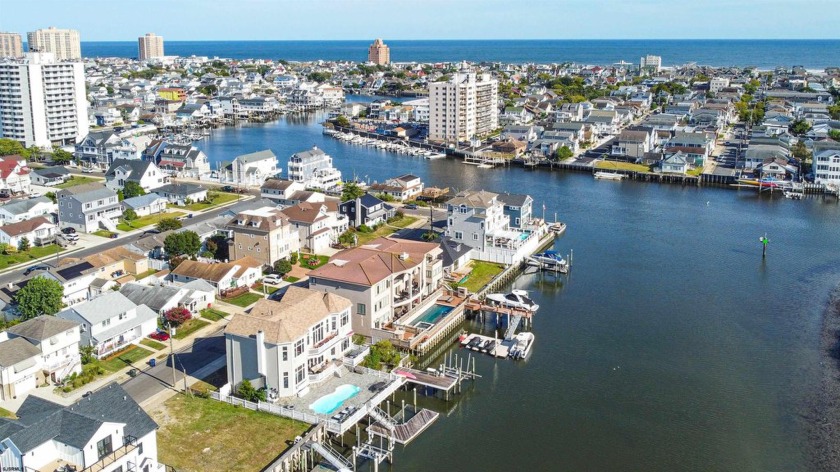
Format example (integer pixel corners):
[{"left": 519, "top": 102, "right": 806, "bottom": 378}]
[{"left": 70, "top": 39, "right": 840, "bottom": 69}]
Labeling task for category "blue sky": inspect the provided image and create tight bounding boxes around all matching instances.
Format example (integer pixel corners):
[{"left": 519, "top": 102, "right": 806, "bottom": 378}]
[{"left": 1, "top": 0, "right": 838, "bottom": 41}]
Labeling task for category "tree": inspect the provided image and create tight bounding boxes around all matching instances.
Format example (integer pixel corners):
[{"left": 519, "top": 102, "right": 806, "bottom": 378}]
[
  {"left": 341, "top": 182, "right": 365, "bottom": 202},
  {"left": 164, "top": 306, "right": 192, "bottom": 327},
  {"left": 157, "top": 218, "right": 183, "bottom": 232},
  {"left": 790, "top": 119, "right": 811, "bottom": 136},
  {"left": 828, "top": 129, "right": 840, "bottom": 141},
  {"left": 0, "top": 243, "right": 7, "bottom": 255},
  {"left": 0, "top": 138, "right": 27, "bottom": 157},
  {"left": 554, "top": 145, "right": 574, "bottom": 161},
  {"left": 335, "top": 115, "right": 350, "bottom": 128},
  {"left": 237, "top": 379, "right": 266, "bottom": 402},
  {"left": 792, "top": 141, "right": 812, "bottom": 163},
  {"left": 208, "top": 234, "right": 229, "bottom": 261},
  {"left": 273, "top": 258, "right": 292, "bottom": 275},
  {"left": 52, "top": 148, "right": 74, "bottom": 164},
  {"left": 15, "top": 276, "right": 64, "bottom": 320},
  {"left": 45, "top": 192, "right": 57, "bottom": 203},
  {"left": 164, "top": 231, "right": 201, "bottom": 258},
  {"left": 123, "top": 208, "right": 138, "bottom": 221},
  {"left": 17, "top": 237, "right": 30, "bottom": 252},
  {"left": 122, "top": 181, "right": 146, "bottom": 199}
]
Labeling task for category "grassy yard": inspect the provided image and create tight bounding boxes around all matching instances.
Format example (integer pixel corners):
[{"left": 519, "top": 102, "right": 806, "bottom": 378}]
[
  {"left": 0, "top": 407, "right": 16, "bottom": 419},
  {"left": 295, "top": 254, "right": 329, "bottom": 270},
  {"left": 173, "top": 318, "right": 210, "bottom": 340},
  {"left": 200, "top": 308, "right": 230, "bottom": 322},
  {"left": 140, "top": 338, "right": 166, "bottom": 351},
  {"left": 252, "top": 283, "right": 280, "bottom": 295},
  {"left": 221, "top": 292, "right": 263, "bottom": 308},
  {"left": 175, "top": 192, "right": 240, "bottom": 211},
  {"left": 284, "top": 276, "right": 300, "bottom": 283},
  {"left": 99, "top": 345, "right": 153, "bottom": 373},
  {"left": 354, "top": 216, "right": 418, "bottom": 244},
  {"left": 0, "top": 245, "right": 62, "bottom": 270},
  {"left": 595, "top": 160, "right": 651, "bottom": 173},
  {"left": 686, "top": 167, "right": 705, "bottom": 176},
  {"left": 92, "top": 229, "right": 116, "bottom": 238},
  {"left": 152, "top": 394, "right": 309, "bottom": 472},
  {"left": 117, "top": 211, "right": 185, "bottom": 231},
  {"left": 135, "top": 268, "right": 159, "bottom": 280},
  {"left": 54, "top": 176, "right": 102, "bottom": 189},
  {"left": 458, "top": 260, "right": 506, "bottom": 293}
]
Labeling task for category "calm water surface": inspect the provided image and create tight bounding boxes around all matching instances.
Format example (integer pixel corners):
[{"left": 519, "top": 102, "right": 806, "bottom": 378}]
[{"left": 197, "top": 113, "right": 840, "bottom": 471}]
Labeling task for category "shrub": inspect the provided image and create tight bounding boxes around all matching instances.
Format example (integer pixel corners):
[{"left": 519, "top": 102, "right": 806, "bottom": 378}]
[
  {"left": 164, "top": 306, "right": 192, "bottom": 327},
  {"left": 358, "top": 224, "right": 373, "bottom": 233},
  {"left": 237, "top": 379, "right": 267, "bottom": 402},
  {"left": 289, "top": 252, "right": 298, "bottom": 265},
  {"left": 274, "top": 258, "right": 292, "bottom": 275}
]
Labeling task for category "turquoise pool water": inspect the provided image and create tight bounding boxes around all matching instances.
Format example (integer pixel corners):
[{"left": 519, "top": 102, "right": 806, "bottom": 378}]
[
  {"left": 519, "top": 231, "right": 530, "bottom": 241},
  {"left": 309, "top": 384, "right": 360, "bottom": 415},
  {"left": 411, "top": 304, "right": 453, "bottom": 327}
]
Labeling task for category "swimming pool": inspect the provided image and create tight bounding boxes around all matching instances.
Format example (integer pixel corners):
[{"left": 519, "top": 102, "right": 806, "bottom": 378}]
[
  {"left": 411, "top": 304, "right": 453, "bottom": 327},
  {"left": 309, "top": 384, "right": 360, "bottom": 415},
  {"left": 518, "top": 231, "right": 530, "bottom": 241}
]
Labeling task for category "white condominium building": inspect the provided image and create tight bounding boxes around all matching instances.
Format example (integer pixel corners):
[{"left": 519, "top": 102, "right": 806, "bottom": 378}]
[
  {"left": 429, "top": 72, "right": 498, "bottom": 143},
  {"left": 138, "top": 33, "right": 164, "bottom": 61},
  {"left": 640, "top": 54, "right": 662, "bottom": 74},
  {"left": 0, "top": 52, "right": 89, "bottom": 148},
  {"left": 27, "top": 27, "right": 81, "bottom": 60},
  {"left": 0, "top": 32, "right": 23, "bottom": 58}
]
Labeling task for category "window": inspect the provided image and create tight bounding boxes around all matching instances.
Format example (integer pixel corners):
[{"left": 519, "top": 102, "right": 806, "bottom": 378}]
[
  {"left": 341, "top": 310, "right": 349, "bottom": 326},
  {"left": 283, "top": 372, "right": 289, "bottom": 388},
  {"left": 295, "top": 364, "right": 305, "bottom": 384},
  {"left": 294, "top": 339, "right": 304, "bottom": 356},
  {"left": 282, "top": 346, "right": 288, "bottom": 361},
  {"left": 138, "top": 442, "right": 143, "bottom": 455},
  {"left": 454, "top": 231, "right": 463, "bottom": 240},
  {"left": 102, "top": 318, "right": 111, "bottom": 327},
  {"left": 357, "top": 303, "right": 366, "bottom": 315},
  {"left": 96, "top": 435, "right": 113, "bottom": 460}
]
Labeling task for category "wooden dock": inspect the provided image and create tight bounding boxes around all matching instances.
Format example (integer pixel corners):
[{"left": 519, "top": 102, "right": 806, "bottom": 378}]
[
  {"left": 369, "top": 409, "right": 440, "bottom": 445},
  {"left": 396, "top": 367, "right": 458, "bottom": 391}
]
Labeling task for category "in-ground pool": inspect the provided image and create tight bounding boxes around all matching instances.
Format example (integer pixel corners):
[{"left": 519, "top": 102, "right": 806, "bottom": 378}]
[
  {"left": 309, "top": 384, "right": 360, "bottom": 415},
  {"left": 518, "top": 231, "right": 530, "bottom": 241},
  {"left": 411, "top": 304, "right": 453, "bottom": 329}
]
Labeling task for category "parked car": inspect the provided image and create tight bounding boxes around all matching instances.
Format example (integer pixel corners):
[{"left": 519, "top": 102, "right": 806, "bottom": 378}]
[
  {"left": 23, "top": 265, "right": 50, "bottom": 276},
  {"left": 61, "top": 227, "right": 76, "bottom": 235},
  {"left": 262, "top": 274, "right": 282, "bottom": 285},
  {"left": 81, "top": 167, "right": 95, "bottom": 174},
  {"left": 404, "top": 203, "right": 418, "bottom": 210},
  {"left": 149, "top": 330, "right": 170, "bottom": 342},
  {"left": 0, "top": 190, "right": 10, "bottom": 198}
]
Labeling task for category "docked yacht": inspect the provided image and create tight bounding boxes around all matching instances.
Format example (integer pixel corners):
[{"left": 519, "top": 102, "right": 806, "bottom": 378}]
[
  {"left": 527, "top": 251, "right": 568, "bottom": 273},
  {"left": 486, "top": 289, "right": 539, "bottom": 313},
  {"left": 509, "top": 332, "right": 535, "bottom": 360},
  {"left": 594, "top": 171, "right": 626, "bottom": 181}
]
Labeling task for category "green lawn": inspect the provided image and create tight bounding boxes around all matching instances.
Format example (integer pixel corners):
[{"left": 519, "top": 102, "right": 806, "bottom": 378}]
[
  {"left": 92, "top": 229, "right": 116, "bottom": 238},
  {"left": 200, "top": 308, "right": 230, "bottom": 322},
  {"left": 284, "top": 276, "right": 300, "bottom": 283},
  {"left": 595, "top": 160, "right": 651, "bottom": 173},
  {"left": 153, "top": 394, "right": 309, "bottom": 472},
  {"left": 295, "top": 254, "right": 329, "bottom": 270},
  {"left": 173, "top": 318, "right": 210, "bottom": 340},
  {"left": 0, "top": 407, "right": 16, "bottom": 419},
  {"left": 458, "top": 260, "right": 506, "bottom": 293},
  {"left": 54, "top": 176, "right": 103, "bottom": 189},
  {"left": 354, "top": 216, "right": 419, "bottom": 244},
  {"left": 175, "top": 192, "right": 240, "bottom": 211},
  {"left": 221, "top": 292, "right": 263, "bottom": 308},
  {"left": 252, "top": 283, "right": 280, "bottom": 295},
  {"left": 686, "top": 167, "right": 704, "bottom": 176},
  {"left": 117, "top": 211, "right": 185, "bottom": 231},
  {"left": 135, "top": 268, "right": 159, "bottom": 280},
  {"left": 0, "top": 245, "right": 62, "bottom": 270},
  {"left": 140, "top": 338, "right": 166, "bottom": 351},
  {"left": 99, "top": 345, "right": 153, "bottom": 373}
]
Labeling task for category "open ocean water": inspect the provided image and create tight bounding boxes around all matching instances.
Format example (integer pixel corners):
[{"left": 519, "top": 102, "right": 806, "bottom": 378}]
[{"left": 76, "top": 39, "right": 840, "bottom": 69}]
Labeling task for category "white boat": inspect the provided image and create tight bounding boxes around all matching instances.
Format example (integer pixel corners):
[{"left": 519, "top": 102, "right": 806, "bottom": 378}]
[
  {"left": 477, "top": 164, "right": 494, "bottom": 169},
  {"left": 527, "top": 251, "right": 568, "bottom": 272},
  {"left": 594, "top": 171, "right": 626, "bottom": 181},
  {"left": 549, "top": 222, "right": 566, "bottom": 234},
  {"left": 509, "top": 332, "right": 535, "bottom": 360},
  {"left": 425, "top": 153, "right": 446, "bottom": 160},
  {"left": 486, "top": 289, "right": 539, "bottom": 313}
]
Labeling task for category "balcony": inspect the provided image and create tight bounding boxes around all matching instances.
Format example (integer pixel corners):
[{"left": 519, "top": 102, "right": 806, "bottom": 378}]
[
  {"left": 83, "top": 436, "right": 138, "bottom": 472},
  {"left": 307, "top": 331, "right": 344, "bottom": 356}
]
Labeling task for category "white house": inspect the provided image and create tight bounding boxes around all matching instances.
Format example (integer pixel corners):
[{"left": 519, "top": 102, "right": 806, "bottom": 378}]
[
  {"left": 280, "top": 202, "right": 346, "bottom": 253},
  {"left": 121, "top": 193, "right": 168, "bottom": 217},
  {"left": 231, "top": 149, "right": 279, "bottom": 186},
  {"left": 4, "top": 315, "right": 82, "bottom": 387},
  {"left": 0, "top": 337, "right": 42, "bottom": 401},
  {"left": 0, "top": 216, "right": 57, "bottom": 247},
  {"left": 153, "top": 182, "right": 208, "bottom": 205},
  {"left": 813, "top": 149, "right": 840, "bottom": 186},
  {"left": 105, "top": 158, "right": 169, "bottom": 192},
  {"left": 659, "top": 151, "right": 690, "bottom": 175},
  {"left": 368, "top": 174, "right": 424, "bottom": 201},
  {"left": 225, "top": 287, "right": 354, "bottom": 397},
  {"left": 0, "top": 156, "right": 32, "bottom": 195},
  {"left": 0, "top": 382, "right": 160, "bottom": 472},
  {"left": 56, "top": 291, "right": 159, "bottom": 358},
  {"left": 0, "top": 196, "right": 56, "bottom": 226}
]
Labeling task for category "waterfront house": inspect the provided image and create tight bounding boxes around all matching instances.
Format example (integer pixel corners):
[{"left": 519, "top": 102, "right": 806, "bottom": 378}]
[
  {"left": 339, "top": 193, "right": 394, "bottom": 228},
  {"left": 308, "top": 237, "right": 443, "bottom": 338},
  {"left": 225, "top": 287, "right": 354, "bottom": 398},
  {"left": 3, "top": 315, "right": 82, "bottom": 388},
  {"left": 170, "top": 256, "right": 262, "bottom": 294},
  {"left": 56, "top": 291, "right": 159, "bottom": 358},
  {"left": 743, "top": 144, "right": 790, "bottom": 170},
  {"left": 153, "top": 182, "right": 207, "bottom": 205},
  {"left": 0, "top": 155, "right": 31, "bottom": 195},
  {"left": 611, "top": 129, "right": 653, "bottom": 160},
  {"left": 105, "top": 158, "right": 169, "bottom": 192},
  {"left": 756, "top": 158, "right": 797, "bottom": 180},
  {"left": 665, "top": 131, "right": 715, "bottom": 166},
  {"left": 57, "top": 183, "right": 121, "bottom": 233},
  {"left": 813, "top": 149, "right": 840, "bottom": 186},
  {"left": 225, "top": 207, "right": 299, "bottom": 267},
  {"left": 0, "top": 382, "right": 160, "bottom": 472},
  {"left": 0, "top": 216, "right": 56, "bottom": 247},
  {"left": 75, "top": 131, "right": 141, "bottom": 170},
  {"left": 658, "top": 151, "right": 690, "bottom": 174},
  {"left": 368, "top": 174, "right": 424, "bottom": 202},
  {"left": 287, "top": 146, "right": 342, "bottom": 192},
  {"left": 497, "top": 193, "right": 534, "bottom": 229},
  {"left": 231, "top": 149, "right": 279, "bottom": 187},
  {"left": 29, "top": 165, "right": 71, "bottom": 186},
  {"left": 0, "top": 196, "right": 56, "bottom": 226},
  {"left": 501, "top": 125, "right": 540, "bottom": 142},
  {"left": 261, "top": 178, "right": 333, "bottom": 206},
  {"left": 121, "top": 193, "right": 168, "bottom": 217}
]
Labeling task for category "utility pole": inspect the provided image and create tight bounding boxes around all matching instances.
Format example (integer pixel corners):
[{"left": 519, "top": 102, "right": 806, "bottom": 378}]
[{"left": 169, "top": 322, "right": 177, "bottom": 389}]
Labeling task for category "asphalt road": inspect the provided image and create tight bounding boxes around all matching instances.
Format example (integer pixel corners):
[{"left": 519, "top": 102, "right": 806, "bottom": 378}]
[{"left": 121, "top": 327, "right": 226, "bottom": 405}]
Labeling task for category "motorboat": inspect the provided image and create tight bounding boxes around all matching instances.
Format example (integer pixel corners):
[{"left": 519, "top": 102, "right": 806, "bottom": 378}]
[
  {"left": 549, "top": 222, "right": 567, "bottom": 234},
  {"left": 484, "top": 340, "right": 496, "bottom": 354},
  {"left": 594, "top": 171, "right": 626, "bottom": 181},
  {"left": 486, "top": 289, "right": 539, "bottom": 313},
  {"left": 528, "top": 251, "right": 567, "bottom": 266},
  {"left": 509, "top": 332, "right": 535, "bottom": 360},
  {"left": 480, "top": 339, "right": 493, "bottom": 353},
  {"left": 466, "top": 336, "right": 483, "bottom": 350}
]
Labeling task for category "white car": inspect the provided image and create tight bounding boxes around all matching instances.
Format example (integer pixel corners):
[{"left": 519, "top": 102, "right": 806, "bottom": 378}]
[{"left": 262, "top": 274, "right": 282, "bottom": 285}]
